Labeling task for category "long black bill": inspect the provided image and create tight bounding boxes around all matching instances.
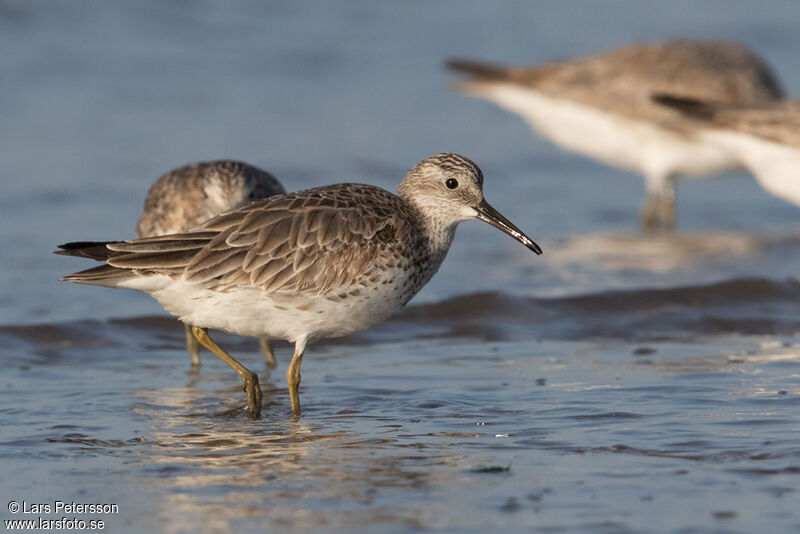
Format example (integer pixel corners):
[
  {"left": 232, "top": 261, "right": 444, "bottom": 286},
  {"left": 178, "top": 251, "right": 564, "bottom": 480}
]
[{"left": 475, "top": 199, "right": 542, "bottom": 255}]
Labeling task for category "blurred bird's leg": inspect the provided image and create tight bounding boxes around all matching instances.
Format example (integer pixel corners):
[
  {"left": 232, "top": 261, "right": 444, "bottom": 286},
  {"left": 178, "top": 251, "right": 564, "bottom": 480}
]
[
  {"left": 184, "top": 323, "right": 201, "bottom": 366},
  {"left": 641, "top": 172, "right": 676, "bottom": 231},
  {"left": 658, "top": 178, "right": 677, "bottom": 230},
  {"left": 259, "top": 336, "right": 277, "bottom": 369}
]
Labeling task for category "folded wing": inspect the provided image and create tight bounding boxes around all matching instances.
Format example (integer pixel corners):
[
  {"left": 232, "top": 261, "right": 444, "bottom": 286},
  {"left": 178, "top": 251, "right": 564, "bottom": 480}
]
[{"left": 62, "top": 185, "right": 402, "bottom": 295}]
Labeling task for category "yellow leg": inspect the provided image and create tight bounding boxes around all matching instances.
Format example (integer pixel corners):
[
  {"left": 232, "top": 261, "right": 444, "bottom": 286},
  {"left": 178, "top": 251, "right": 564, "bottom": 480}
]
[
  {"left": 286, "top": 338, "right": 307, "bottom": 418},
  {"left": 191, "top": 326, "right": 262, "bottom": 417},
  {"left": 184, "top": 323, "right": 201, "bottom": 367},
  {"left": 259, "top": 337, "right": 277, "bottom": 369}
]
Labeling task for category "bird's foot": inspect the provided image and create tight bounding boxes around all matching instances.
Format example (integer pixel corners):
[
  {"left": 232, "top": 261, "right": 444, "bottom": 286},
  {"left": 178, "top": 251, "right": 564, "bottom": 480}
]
[{"left": 242, "top": 372, "right": 263, "bottom": 417}]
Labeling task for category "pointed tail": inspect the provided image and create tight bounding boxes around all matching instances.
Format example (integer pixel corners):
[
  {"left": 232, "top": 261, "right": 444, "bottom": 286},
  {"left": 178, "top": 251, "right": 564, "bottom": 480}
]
[
  {"left": 55, "top": 241, "right": 130, "bottom": 285},
  {"left": 54, "top": 241, "right": 122, "bottom": 261},
  {"left": 444, "top": 58, "right": 511, "bottom": 81}
]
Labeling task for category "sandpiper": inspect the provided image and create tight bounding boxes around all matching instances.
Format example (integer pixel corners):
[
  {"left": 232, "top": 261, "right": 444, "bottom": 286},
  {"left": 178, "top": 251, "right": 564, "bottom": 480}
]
[
  {"left": 57, "top": 153, "right": 542, "bottom": 417},
  {"left": 136, "top": 160, "right": 285, "bottom": 368},
  {"left": 446, "top": 40, "right": 783, "bottom": 229},
  {"left": 653, "top": 95, "right": 800, "bottom": 207}
]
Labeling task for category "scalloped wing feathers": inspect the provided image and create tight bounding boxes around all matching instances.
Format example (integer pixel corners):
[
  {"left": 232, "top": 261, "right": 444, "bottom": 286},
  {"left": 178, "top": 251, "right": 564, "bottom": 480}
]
[{"left": 104, "top": 184, "right": 406, "bottom": 295}]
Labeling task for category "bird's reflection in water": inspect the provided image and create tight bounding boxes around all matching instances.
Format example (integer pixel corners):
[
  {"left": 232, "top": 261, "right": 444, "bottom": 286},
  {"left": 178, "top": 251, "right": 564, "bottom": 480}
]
[
  {"left": 548, "top": 231, "right": 764, "bottom": 273},
  {"left": 132, "top": 377, "right": 462, "bottom": 533}
]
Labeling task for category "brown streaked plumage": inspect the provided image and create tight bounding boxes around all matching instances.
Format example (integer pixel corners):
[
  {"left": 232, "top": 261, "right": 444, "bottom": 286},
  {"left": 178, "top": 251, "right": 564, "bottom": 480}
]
[
  {"left": 118, "top": 185, "right": 423, "bottom": 296},
  {"left": 135, "top": 160, "right": 285, "bottom": 368},
  {"left": 136, "top": 160, "right": 285, "bottom": 238},
  {"left": 446, "top": 39, "right": 783, "bottom": 229},
  {"left": 57, "top": 153, "right": 542, "bottom": 418}
]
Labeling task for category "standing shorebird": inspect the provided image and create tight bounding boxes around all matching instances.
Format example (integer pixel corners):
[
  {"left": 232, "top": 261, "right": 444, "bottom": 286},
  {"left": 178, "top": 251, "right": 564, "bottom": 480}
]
[
  {"left": 57, "top": 153, "right": 542, "bottom": 418},
  {"left": 653, "top": 95, "right": 800, "bottom": 208},
  {"left": 137, "top": 160, "right": 286, "bottom": 368},
  {"left": 446, "top": 40, "right": 783, "bottom": 229}
]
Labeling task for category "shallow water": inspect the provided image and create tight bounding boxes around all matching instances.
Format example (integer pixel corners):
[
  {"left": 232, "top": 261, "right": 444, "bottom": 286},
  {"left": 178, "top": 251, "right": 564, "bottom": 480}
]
[
  {"left": 2, "top": 1, "right": 800, "bottom": 533},
  {"left": 3, "top": 312, "right": 800, "bottom": 533}
]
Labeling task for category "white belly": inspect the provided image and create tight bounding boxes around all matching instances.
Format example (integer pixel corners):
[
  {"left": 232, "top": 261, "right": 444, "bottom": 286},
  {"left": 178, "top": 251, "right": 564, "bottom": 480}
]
[
  {"left": 700, "top": 130, "right": 800, "bottom": 207},
  {"left": 466, "top": 84, "right": 739, "bottom": 179},
  {"left": 117, "top": 273, "right": 409, "bottom": 343}
]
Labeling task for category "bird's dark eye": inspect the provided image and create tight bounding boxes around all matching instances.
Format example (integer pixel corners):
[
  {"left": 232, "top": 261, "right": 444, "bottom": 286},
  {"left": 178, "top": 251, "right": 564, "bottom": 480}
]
[{"left": 445, "top": 178, "right": 458, "bottom": 189}]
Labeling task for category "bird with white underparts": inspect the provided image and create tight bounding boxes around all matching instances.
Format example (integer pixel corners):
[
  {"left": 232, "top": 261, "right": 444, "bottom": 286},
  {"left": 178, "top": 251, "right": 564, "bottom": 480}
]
[
  {"left": 57, "top": 153, "right": 542, "bottom": 418},
  {"left": 446, "top": 39, "right": 783, "bottom": 230}
]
